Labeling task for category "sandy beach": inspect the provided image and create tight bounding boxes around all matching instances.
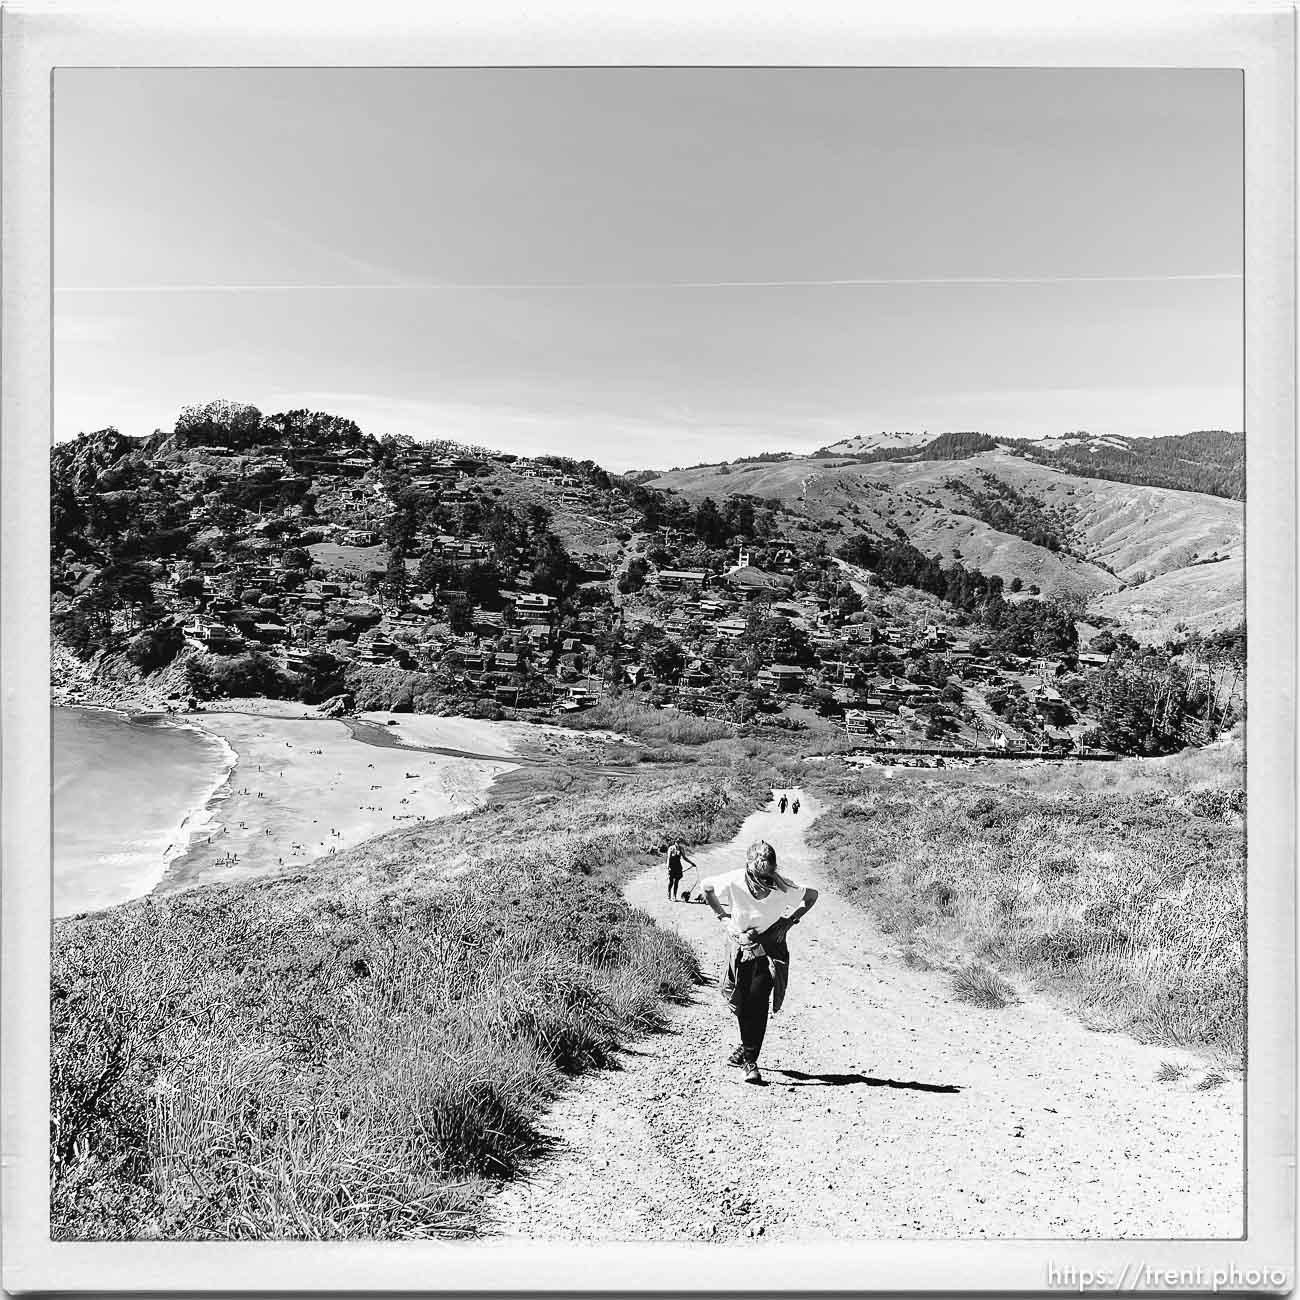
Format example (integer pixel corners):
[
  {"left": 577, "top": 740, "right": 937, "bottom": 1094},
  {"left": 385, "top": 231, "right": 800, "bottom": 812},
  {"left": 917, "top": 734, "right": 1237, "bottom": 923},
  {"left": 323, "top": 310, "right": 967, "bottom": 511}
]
[{"left": 156, "top": 703, "right": 521, "bottom": 895}]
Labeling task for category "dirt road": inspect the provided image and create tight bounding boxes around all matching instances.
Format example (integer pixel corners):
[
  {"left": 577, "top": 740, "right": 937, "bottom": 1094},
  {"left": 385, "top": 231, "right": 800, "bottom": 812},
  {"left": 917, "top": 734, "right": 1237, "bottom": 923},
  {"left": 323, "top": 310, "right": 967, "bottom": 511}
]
[{"left": 486, "top": 791, "right": 1242, "bottom": 1240}]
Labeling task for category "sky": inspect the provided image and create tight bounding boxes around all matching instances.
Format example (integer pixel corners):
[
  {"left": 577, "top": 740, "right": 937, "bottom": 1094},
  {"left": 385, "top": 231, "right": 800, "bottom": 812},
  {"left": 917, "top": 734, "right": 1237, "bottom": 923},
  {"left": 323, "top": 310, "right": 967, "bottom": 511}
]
[{"left": 54, "top": 68, "right": 1243, "bottom": 471}]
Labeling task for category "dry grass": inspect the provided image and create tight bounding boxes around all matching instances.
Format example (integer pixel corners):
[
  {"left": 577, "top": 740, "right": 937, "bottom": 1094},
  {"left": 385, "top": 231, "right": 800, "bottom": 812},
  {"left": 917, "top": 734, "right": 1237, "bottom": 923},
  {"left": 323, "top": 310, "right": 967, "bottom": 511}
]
[
  {"left": 556, "top": 696, "right": 735, "bottom": 746},
  {"left": 952, "top": 962, "right": 1018, "bottom": 1008},
  {"left": 51, "top": 768, "right": 763, "bottom": 1240},
  {"left": 804, "top": 738, "right": 1244, "bottom": 1061},
  {"left": 1155, "top": 1061, "right": 1188, "bottom": 1083}
]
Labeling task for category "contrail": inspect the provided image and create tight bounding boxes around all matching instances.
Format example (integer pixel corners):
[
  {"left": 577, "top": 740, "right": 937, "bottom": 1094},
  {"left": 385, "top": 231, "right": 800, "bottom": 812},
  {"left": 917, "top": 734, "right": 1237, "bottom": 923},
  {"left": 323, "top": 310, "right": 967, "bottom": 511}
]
[{"left": 55, "top": 272, "right": 1242, "bottom": 293}]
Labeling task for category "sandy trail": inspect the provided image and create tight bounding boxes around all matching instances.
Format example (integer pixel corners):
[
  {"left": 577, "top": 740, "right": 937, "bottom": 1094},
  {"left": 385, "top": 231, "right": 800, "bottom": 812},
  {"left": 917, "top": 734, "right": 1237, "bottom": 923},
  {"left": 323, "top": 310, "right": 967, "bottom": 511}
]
[{"left": 486, "top": 791, "right": 1241, "bottom": 1240}]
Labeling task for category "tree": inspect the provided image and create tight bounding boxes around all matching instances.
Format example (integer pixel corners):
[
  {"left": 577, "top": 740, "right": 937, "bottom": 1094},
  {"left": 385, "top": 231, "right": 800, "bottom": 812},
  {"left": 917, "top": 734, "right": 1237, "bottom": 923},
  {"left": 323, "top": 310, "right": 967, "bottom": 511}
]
[
  {"left": 527, "top": 503, "right": 553, "bottom": 538},
  {"left": 125, "top": 624, "right": 184, "bottom": 673},
  {"left": 530, "top": 533, "right": 578, "bottom": 598},
  {"left": 417, "top": 551, "right": 455, "bottom": 593},
  {"left": 382, "top": 550, "right": 409, "bottom": 606},
  {"left": 175, "top": 399, "right": 263, "bottom": 450},
  {"left": 384, "top": 503, "right": 419, "bottom": 554},
  {"left": 462, "top": 561, "right": 499, "bottom": 605},
  {"left": 444, "top": 592, "right": 472, "bottom": 635},
  {"left": 618, "top": 557, "right": 649, "bottom": 595},
  {"left": 693, "top": 497, "right": 726, "bottom": 547},
  {"left": 644, "top": 638, "right": 685, "bottom": 684}
]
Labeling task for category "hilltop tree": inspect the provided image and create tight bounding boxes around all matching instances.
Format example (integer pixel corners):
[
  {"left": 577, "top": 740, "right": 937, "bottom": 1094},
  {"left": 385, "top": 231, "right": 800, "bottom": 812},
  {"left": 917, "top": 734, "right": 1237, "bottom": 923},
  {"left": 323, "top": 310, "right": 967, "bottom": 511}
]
[
  {"left": 175, "top": 399, "right": 263, "bottom": 451},
  {"left": 261, "top": 409, "right": 364, "bottom": 450}
]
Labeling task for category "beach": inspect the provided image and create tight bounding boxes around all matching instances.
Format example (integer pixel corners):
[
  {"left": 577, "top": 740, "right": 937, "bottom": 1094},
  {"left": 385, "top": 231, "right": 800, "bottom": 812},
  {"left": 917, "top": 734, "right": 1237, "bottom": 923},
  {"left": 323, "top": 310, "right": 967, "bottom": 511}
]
[
  {"left": 55, "top": 687, "right": 635, "bottom": 910},
  {"left": 155, "top": 701, "right": 526, "bottom": 895}
]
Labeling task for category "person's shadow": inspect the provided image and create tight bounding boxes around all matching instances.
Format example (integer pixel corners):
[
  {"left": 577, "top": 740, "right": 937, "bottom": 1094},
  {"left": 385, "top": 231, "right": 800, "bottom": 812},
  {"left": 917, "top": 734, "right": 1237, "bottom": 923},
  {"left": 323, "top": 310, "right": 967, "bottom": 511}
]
[{"left": 772, "top": 1068, "right": 961, "bottom": 1094}]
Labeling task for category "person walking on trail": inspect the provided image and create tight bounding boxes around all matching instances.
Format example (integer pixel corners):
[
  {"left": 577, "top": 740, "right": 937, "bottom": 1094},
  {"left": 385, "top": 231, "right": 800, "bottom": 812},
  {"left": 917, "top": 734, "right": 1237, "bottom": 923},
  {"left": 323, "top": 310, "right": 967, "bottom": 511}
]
[
  {"left": 777, "top": 794, "right": 788, "bottom": 814},
  {"left": 666, "top": 839, "right": 696, "bottom": 901},
  {"left": 699, "top": 840, "right": 819, "bottom": 1086},
  {"left": 791, "top": 796, "right": 800, "bottom": 815}
]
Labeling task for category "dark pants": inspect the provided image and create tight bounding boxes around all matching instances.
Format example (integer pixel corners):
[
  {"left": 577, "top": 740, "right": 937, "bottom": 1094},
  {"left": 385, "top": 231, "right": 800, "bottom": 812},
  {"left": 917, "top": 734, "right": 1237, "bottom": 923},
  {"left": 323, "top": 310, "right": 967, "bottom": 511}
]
[
  {"left": 668, "top": 873, "right": 681, "bottom": 899},
  {"left": 731, "top": 957, "right": 775, "bottom": 1065}
]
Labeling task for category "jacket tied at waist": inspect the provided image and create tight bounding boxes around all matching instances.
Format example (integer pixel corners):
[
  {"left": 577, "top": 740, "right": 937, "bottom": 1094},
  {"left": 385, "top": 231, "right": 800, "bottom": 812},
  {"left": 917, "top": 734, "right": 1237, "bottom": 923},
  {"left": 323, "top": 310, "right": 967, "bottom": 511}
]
[{"left": 721, "top": 918, "right": 793, "bottom": 1015}]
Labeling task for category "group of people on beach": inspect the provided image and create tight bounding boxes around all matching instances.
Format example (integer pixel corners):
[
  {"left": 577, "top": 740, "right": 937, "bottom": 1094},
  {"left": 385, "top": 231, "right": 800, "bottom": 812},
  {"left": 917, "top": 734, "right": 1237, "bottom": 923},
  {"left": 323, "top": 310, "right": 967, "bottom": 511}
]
[{"left": 664, "top": 790, "right": 820, "bottom": 1086}]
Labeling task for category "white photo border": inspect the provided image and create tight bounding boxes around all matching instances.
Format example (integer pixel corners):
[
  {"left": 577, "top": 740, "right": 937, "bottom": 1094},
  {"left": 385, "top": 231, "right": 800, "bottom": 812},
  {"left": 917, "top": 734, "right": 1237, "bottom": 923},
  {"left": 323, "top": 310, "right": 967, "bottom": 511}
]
[{"left": 3, "top": 2, "right": 1294, "bottom": 1293}]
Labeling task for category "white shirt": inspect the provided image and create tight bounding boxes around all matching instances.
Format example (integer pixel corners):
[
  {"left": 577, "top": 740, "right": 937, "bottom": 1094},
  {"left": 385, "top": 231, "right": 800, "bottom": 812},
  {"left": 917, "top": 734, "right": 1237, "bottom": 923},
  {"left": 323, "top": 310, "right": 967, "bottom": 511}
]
[{"left": 700, "top": 867, "right": 807, "bottom": 940}]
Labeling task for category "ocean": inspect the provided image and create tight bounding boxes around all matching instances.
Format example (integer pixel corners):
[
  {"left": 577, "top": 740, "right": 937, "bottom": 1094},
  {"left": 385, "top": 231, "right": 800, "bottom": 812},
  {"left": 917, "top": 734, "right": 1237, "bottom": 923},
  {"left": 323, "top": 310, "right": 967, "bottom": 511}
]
[{"left": 52, "top": 706, "right": 235, "bottom": 917}]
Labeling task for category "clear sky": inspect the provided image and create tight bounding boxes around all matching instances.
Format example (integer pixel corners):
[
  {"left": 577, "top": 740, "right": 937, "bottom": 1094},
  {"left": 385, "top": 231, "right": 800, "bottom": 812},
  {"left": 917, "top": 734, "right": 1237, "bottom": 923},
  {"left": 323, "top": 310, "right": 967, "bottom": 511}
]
[{"left": 54, "top": 68, "right": 1242, "bottom": 470}]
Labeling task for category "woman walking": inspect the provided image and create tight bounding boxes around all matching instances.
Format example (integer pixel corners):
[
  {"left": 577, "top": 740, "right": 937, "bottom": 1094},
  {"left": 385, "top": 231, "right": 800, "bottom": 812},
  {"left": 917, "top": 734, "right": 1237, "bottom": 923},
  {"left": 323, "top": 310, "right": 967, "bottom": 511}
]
[
  {"left": 665, "top": 838, "right": 696, "bottom": 901},
  {"left": 700, "top": 840, "right": 819, "bottom": 1085}
]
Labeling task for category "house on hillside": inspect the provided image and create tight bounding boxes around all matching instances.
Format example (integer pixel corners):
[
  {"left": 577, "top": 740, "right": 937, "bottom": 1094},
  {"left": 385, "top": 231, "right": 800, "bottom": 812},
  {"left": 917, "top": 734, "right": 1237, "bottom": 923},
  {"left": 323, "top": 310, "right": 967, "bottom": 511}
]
[
  {"left": 184, "top": 621, "right": 246, "bottom": 653},
  {"left": 1032, "top": 690, "right": 1074, "bottom": 727},
  {"left": 682, "top": 661, "right": 712, "bottom": 688},
  {"left": 757, "top": 664, "right": 805, "bottom": 693},
  {"left": 514, "top": 592, "right": 557, "bottom": 623},
  {"left": 523, "top": 624, "right": 554, "bottom": 651},
  {"left": 656, "top": 568, "right": 710, "bottom": 590}
]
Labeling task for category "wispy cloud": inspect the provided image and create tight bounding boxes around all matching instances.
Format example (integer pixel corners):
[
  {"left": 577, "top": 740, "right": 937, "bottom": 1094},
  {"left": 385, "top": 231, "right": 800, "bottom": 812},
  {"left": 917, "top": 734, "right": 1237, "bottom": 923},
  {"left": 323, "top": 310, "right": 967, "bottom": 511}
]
[{"left": 55, "top": 271, "right": 1243, "bottom": 294}]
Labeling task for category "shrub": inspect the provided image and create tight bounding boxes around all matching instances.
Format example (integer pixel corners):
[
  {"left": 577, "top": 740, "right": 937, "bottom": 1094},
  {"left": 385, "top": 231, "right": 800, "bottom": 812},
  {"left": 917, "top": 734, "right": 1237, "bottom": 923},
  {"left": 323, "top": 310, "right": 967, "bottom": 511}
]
[
  {"left": 952, "top": 963, "right": 1018, "bottom": 1008},
  {"left": 124, "top": 624, "right": 184, "bottom": 673}
]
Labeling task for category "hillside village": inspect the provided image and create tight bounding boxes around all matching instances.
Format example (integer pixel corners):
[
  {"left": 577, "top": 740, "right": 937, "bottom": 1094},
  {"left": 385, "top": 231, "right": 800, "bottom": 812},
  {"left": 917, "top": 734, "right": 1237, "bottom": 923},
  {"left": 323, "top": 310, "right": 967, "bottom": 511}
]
[{"left": 51, "top": 402, "right": 1245, "bottom": 759}]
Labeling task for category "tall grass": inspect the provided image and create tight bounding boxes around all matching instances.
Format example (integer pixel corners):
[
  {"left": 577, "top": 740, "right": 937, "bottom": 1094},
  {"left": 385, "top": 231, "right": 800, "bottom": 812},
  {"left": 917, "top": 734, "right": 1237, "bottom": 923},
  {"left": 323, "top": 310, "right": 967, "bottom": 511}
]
[
  {"left": 804, "top": 741, "right": 1244, "bottom": 1061},
  {"left": 51, "top": 770, "right": 760, "bottom": 1239},
  {"left": 556, "top": 695, "right": 736, "bottom": 746}
]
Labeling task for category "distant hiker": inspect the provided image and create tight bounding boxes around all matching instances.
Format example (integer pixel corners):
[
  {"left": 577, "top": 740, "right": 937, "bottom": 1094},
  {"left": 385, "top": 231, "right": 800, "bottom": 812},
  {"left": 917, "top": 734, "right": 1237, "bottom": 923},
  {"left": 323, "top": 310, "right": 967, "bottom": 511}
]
[
  {"left": 791, "top": 797, "right": 801, "bottom": 815},
  {"left": 700, "top": 840, "right": 819, "bottom": 1086},
  {"left": 666, "top": 839, "right": 696, "bottom": 901},
  {"left": 778, "top": 794, "right": 788, "bottom": 814}
]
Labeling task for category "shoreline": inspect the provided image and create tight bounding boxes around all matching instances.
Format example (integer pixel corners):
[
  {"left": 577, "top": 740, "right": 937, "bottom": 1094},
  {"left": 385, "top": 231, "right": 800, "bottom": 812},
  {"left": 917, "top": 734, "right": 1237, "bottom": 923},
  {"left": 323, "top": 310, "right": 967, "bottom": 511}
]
[
  {"left": 151, "top": 707, "right": 523, "bottom": 898},
  {"left": 53, "top": 692, "right": 639, "bottom": 917},
  {"left": 157, "top": 724, "right": 240, "bottom": 880},
  {"left": 53, "top": 706, "right": 237, "bottom": 918}
]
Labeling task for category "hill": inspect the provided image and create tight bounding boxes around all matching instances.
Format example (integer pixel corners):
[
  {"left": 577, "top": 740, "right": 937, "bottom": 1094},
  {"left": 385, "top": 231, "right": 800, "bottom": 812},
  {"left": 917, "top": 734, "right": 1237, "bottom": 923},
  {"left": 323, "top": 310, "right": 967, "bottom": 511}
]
[
  {"left": 818, "top": 430, "right": 937, "bottom": 456},
  {"left": 50, "top": 399, "right": 1243, "bottom": 759},
  {"left": 1018, "top": 430, "right": 1244, "bottom": 500},
  {"left": 648, "top": 449, "right": 1243, "bottom": 638}
]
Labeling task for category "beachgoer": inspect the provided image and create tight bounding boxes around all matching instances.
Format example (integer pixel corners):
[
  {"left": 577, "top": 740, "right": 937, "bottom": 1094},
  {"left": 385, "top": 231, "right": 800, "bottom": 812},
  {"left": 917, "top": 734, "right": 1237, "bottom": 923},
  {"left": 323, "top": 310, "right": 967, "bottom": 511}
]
[
  {"left": 791, "top": 797, "right": 801, "bottom": 815},
  {"left": 666, "top": 839, "right": 695, "bottom": 901},
  {"left": 699, "top": 840, "right": 819, "bottom": 1086},
  {"left": 778, "top": 794, "right": 788, "bottom": 814}
]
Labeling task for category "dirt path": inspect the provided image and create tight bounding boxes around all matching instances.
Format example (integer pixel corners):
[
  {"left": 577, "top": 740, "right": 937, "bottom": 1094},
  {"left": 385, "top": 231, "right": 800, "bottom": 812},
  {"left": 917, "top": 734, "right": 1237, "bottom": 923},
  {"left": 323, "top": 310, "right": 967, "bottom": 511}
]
[{"left": 486, "top": 791, "right": 1242, "bottom": 1240}]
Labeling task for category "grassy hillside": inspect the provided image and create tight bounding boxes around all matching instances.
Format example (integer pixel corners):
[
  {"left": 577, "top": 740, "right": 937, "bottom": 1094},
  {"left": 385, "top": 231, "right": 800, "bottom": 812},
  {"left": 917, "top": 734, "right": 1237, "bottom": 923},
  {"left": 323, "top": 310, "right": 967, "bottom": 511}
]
[
  {"left": 649, "top": 450, "right": 1243, "bottom": 637},
  {"left": 1089, "top": 549, "right": 1245, "bottom": 643},
  {"left": 50, "top": 767, "right": 765, "bottom": 1240},
  {"left": 800, "top": 738, "right": 1244, "bottom": 1060},
  {"left": 1022, "top": 430, "right": 1244, "bottom": 500}
]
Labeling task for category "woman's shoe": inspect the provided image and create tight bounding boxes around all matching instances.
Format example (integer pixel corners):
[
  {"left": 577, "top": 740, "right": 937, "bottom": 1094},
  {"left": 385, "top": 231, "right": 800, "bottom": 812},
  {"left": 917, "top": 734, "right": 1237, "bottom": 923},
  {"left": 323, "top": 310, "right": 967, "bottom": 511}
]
[
  {"left": 727, "top": 1046, "right": 746, "bottom": 1068},
  {"left": 743, "top": 1063, "right": 766, "bottom": 1085}
]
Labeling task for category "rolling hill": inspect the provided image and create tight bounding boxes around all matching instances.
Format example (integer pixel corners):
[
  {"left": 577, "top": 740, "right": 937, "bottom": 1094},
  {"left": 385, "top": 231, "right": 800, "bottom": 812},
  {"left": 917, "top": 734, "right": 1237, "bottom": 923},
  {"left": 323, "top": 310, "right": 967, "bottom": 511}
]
[{"left": 648, "top": 448, "right": 1243, "bottom": 640}]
